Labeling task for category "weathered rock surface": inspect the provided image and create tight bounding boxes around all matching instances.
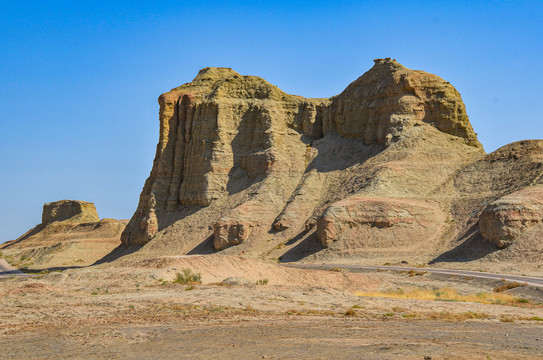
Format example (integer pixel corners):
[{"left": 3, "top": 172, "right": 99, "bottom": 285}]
[
  {"left": 316, "top": 196, "right": 444, "bottom": 250},
  {"left": 42, "top": 200, "right": 100, "bottom": 224},
  {"left": 120, "top": 59, "right": 542, "bottom": 264},
  {"left": 479, "top": 186, "right": 543, "bottom": 248},
  {"left": 2, "top": 200, "right": 127, "bottom": 268}
]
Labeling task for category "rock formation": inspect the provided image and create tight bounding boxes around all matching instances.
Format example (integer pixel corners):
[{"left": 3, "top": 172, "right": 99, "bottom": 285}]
[
  {"left": 121, "top": 59, "right": 542, "bottom": 263},
  {"left": 479, "top": 185, "right": 543, "bottom": 248},
  {"left": 42, "top": 200, "right": 100, "bottom": 224},
  {"left": 1, "top": 200, "right": 127, "bottom": 269}
]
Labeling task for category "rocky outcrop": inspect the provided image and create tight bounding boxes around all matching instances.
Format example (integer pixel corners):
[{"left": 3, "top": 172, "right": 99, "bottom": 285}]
[
  {"left": 316, "top": 196, "right": 444, "bottom": 249},
  {"left": 321, "top": 58, "right": 479, "bottom": 147},
  {"left": 479, "top": 186, "right": 543, "bottom": 248},
  {"left": 4, "top": 200, "right": 127, "bottom": 248},
  {"left": 42, "top": 200, "right": 100, "bottom": 224},
  {"left": 122, "top": 58, "right": 481, "bottom": 250},
  {"left": 120, "top": 58, "right": 543, "bottom": 263}
]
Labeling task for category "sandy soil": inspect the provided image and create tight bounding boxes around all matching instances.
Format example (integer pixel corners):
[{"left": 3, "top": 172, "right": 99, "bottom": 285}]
[{"left": 1, "top": 255, "right": 543, "bottom": 359}]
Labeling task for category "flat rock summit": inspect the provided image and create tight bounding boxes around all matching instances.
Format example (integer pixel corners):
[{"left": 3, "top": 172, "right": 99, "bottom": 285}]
[
  {"left": 1, "top": 200, "right": 126, "bottom": 268},
  {"left": 117, "top": 58, "right": 542, "bottom": 265}
]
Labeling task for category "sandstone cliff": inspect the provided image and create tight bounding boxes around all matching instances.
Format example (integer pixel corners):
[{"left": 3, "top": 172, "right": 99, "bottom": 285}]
[{"left": 121, "top": 59, "right": 542, "bottom": 265}]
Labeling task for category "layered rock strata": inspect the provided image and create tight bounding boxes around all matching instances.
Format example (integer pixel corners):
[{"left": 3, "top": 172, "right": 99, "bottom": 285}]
[
  {"left": 122, "top": 58, "right": 542, "bottom": 261},
  {"left": 479, "top": 186, "right": 543, "bottom": 248},
  {"left": 122, "top": 58, "right": 481, "bottom": 251}
]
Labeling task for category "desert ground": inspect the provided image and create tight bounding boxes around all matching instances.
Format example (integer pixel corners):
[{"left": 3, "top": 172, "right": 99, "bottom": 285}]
[{"left": 1, "top": 254, "right": 543, "bottom": 359}]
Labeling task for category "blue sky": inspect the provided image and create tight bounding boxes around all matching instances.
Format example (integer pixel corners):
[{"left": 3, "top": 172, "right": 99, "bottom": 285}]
[{"left": 1, "top": 1, "right": 542, "bottom": 242}]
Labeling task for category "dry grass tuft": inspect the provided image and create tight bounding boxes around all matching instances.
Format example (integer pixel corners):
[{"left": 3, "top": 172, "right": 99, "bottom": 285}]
[
  {"left": 426, "top": 311, "right": 490, "bottom": 322},
  {"left": 493, "top": 282, "right": 526, "bottom": 293},
  {"left": 402, "top": 270, "right": 427, "bottom": 277},
  {"left": 355, "top": 287, "right": 529, "bottom": 306}
]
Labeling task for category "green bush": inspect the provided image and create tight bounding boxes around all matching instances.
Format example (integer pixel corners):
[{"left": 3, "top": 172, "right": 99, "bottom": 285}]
[{"left": 173, "top": 269, "right": 202, "bottom": 285}]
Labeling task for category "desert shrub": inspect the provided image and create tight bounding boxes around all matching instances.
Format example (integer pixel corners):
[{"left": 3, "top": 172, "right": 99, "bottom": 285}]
[
  {"left": 493, "top": 282, "right": 525, "bottom": 293},
  {"left": 500, "top": 314, "right": 515, "bottom": 323},
  {"left": 173, "top": 269, "right": 202, "bottom": 285},
  {"left": 345, "top": 308, "right": 356, "bottom": 316},
  {"left": 256, "top": 278, "right": 269, "bottom": 285},
  {"left": 407, "top": 269, "right": 427, "bottom": 277}
]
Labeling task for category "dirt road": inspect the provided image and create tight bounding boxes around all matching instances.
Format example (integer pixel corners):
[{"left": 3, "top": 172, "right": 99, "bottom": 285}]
[{"left": 0, "top": 259, "right": 30, "bottom": 279}]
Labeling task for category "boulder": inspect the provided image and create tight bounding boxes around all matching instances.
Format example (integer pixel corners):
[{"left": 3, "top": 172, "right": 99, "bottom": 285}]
[
  {"left": 479, "top": 186, "right": 543, "bottom": 248},
  {"left": 316, "top": 196, "right": 444, "bottom": 249}
]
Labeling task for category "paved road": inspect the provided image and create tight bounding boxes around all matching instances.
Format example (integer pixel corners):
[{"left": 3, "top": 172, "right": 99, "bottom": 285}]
[
  {"left": 0, "top": 259, "right": 31, "bottom": 279},
  {"left": 283, "top": 263, "right": 543, "bottom": 288}
]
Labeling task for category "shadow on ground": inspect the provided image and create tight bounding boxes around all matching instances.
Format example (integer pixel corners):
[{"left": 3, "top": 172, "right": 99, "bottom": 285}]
[
  {"left": 280, "top": 230, "right": 323, "bottom": 263},
  {"left": 93, "top": 244, "right": 142, "bottom": 265},
  {"left": 430, "top": 224, "right": 499, "bottom": 264},
  {"left": 187, "top": 235, "right": 216, "bottom": 255}
]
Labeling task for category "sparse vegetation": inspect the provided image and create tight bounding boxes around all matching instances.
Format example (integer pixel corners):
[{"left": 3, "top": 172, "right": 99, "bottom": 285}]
[
  {"left": 355, "top": 287, "right": 533, "bottom": 306},
  {"left": 345, "top": 308, "right": 356, "bottom": 316},
  {"left": 406, "top": 269, "right": 427, "bottom": 277},
  {"left": 328, "top": 267, "right": 343, "bottom": 272},
  {"left": 256, "top": 278, "right": 269, "bottom": 285},
  {"left": 499, "top": 314, "right": 515, "bottom": 323},
  {"left": 493, "top": 282, "right": 526, "bottom": 293},
  {"left": 185, "top": 285, "right": 195, "bottom": 291},
  {"left": 427, "top": 311, "right": 490, "bottom": 322},
  {"left": 173, "top": 269, "right": 202, "bottom": 285}
]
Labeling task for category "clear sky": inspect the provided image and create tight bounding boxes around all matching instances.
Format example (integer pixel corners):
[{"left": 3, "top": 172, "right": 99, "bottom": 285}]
[{"left": 1, "top": 1, "right": 542, "bottom": 242}]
